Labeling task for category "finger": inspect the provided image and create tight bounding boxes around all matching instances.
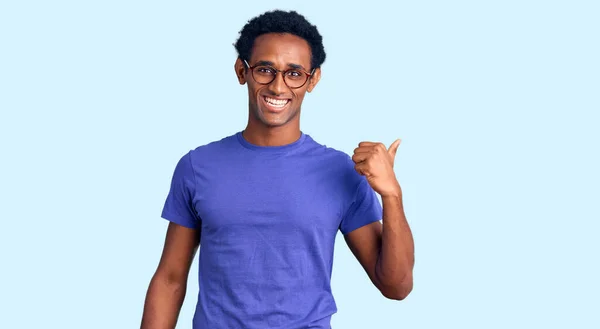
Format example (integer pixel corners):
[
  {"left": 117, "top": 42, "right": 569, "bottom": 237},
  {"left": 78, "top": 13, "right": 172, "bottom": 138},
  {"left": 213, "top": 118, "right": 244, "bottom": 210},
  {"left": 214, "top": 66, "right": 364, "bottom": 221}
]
[
  {"left": 354, "top": 146, "right": 373, "bottom": 154},
  {"left": 352, "top": 152, "right": 370, "bottom": 163},
  {"left": 358, "top": 141, "right": 378, "bottom": 147},
  {"left": 354, "top": 162, "right": 368, "bottom": 176},
  {"left": 388, "top": 139, "right": 401, "bottom": 158}
]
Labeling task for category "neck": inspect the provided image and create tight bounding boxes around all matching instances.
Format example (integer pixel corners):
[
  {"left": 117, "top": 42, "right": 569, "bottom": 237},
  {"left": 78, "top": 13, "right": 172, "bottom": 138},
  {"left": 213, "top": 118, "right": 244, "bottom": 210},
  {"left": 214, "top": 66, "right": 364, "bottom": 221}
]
[{"left": 242, "top": 121, "right": 302, "bottom": 147}]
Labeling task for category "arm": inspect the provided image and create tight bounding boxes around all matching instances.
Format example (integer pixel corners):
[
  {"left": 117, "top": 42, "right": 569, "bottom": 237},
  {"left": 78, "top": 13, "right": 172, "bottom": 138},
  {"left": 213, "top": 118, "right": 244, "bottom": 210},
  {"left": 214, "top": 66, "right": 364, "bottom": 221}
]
[
  {"left": 344, "top": 192, "right": 414, "bottom": 300},
  {"left": 141, "top": 222, "right": 200, "bottom": 329},
  {"left": 347, "top": 139, "right": 414, "bottom": 300}
]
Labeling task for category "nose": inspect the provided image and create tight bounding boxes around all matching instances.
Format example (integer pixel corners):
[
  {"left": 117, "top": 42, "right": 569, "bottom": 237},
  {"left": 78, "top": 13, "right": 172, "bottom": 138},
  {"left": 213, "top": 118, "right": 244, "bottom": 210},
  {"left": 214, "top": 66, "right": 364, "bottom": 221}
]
[{"left": 268, "top": 71, "right": 288, "bottom": 95}]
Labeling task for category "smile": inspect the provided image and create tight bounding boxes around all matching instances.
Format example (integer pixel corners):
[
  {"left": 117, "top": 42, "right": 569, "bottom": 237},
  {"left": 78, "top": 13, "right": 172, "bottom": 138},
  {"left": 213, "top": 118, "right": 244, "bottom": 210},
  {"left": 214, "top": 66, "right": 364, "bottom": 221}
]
[{"left": 262, "top": 96, "right": 291, "bottom": 111}]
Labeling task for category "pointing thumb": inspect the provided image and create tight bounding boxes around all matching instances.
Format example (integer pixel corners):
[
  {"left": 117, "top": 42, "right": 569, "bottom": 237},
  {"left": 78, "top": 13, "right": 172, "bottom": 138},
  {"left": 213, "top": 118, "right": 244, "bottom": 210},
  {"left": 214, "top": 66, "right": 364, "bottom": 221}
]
[{"left": 388, "top": 139, "right": 401, "bottom": 159}]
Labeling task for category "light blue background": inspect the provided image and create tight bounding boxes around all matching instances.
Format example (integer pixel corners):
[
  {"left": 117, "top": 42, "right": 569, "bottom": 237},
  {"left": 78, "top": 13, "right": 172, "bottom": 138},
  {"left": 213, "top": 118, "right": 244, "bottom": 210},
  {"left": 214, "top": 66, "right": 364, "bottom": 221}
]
[{"left": 1, "top": 1, "right": 598, "bottom": 328}]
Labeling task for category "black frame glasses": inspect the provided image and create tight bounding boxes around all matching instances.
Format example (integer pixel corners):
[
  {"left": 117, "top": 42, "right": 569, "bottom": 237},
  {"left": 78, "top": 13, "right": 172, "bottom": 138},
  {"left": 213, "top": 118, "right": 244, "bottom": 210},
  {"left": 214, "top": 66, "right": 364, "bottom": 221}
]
[{"left": 243, "top": 60, "right": 315, "bottom": 89}]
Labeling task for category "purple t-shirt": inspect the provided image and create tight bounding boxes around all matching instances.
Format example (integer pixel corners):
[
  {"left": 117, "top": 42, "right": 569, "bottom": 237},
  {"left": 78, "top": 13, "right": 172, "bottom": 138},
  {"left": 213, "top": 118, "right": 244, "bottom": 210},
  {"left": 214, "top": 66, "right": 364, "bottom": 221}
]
[{"left": 161, "top": 131, "right": 382, "bottom": 329}]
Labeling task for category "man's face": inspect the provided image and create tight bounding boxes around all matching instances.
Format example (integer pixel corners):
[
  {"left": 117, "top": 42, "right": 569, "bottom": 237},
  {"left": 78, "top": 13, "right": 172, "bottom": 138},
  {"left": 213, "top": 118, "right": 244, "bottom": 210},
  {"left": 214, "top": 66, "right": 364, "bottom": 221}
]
[{"left": 235, "top": 33, "right": 321, "bottom": 128}]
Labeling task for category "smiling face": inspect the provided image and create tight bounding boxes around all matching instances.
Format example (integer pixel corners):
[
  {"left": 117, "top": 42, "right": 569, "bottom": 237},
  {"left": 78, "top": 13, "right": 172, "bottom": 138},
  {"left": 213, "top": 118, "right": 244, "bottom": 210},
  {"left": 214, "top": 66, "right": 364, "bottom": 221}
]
[{"left": 235, "top": 33, "right": 321, "bottom": 129}]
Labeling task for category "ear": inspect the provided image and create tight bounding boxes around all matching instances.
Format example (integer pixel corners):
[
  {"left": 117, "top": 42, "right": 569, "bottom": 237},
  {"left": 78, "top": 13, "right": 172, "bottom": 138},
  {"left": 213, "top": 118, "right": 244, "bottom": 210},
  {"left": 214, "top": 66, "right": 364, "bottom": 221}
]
[
  {"left": 306, "top": 67, "right": 321, "bottom": 93},
  {"left": 234, "top": 58, "right": 247, "bottom": 85}
]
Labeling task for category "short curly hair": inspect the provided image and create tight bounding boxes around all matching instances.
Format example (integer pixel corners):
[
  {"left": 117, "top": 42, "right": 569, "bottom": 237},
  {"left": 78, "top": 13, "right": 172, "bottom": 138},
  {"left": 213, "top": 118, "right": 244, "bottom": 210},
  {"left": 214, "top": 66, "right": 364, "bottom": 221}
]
[{"left": 234, "top": 10, "right": 326, "bottom": 70}]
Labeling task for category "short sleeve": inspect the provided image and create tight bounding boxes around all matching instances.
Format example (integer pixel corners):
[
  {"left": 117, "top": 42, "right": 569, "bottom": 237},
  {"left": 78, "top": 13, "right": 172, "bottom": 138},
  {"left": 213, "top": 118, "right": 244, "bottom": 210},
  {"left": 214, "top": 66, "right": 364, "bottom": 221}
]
[
  {"left": 339, "top": 176, "right": 383, "bottom": 235},
  {"left": 160, "top": 151, "right": 201, "bottom": 229}
]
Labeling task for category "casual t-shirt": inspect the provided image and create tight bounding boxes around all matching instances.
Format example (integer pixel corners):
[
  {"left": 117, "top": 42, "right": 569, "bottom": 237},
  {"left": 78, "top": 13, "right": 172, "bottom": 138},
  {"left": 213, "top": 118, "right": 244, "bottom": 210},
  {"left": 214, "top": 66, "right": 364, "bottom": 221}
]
[{"left": 161, "top": 131, "right": 383, "bottom": 329}]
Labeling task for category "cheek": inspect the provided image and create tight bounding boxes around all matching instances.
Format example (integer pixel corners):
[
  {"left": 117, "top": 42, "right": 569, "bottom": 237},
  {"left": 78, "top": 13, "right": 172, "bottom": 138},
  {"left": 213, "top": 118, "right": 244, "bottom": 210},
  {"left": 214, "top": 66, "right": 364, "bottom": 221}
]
[
  {"left": 248, "top": 84, "right": 261, "bottom": 100},
  {"left": 293, "top": 90, "right": 308, "bottom": 103}
]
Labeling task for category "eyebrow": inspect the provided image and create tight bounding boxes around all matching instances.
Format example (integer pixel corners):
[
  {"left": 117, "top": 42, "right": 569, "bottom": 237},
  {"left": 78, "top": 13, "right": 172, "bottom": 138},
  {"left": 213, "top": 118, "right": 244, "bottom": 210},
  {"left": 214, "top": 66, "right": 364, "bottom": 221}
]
[{"left": 253, "top": 60, "right": 307, "bottom": 71}]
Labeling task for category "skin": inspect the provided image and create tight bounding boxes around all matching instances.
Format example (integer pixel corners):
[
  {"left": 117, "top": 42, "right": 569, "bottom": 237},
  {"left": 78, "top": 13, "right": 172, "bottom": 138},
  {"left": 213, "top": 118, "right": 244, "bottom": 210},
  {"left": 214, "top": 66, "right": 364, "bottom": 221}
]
[
  {"left": 140, "top": 223, "right": 200, "bottom": 328},
  {"left": 141, "top": 32, "right": 414, "bottom": 329},
  {"left": 348, "top": 140, "right": 415, "bottom": 299},
  {"left": 234, "top": 32, "right": 321, "bottom": 147}
]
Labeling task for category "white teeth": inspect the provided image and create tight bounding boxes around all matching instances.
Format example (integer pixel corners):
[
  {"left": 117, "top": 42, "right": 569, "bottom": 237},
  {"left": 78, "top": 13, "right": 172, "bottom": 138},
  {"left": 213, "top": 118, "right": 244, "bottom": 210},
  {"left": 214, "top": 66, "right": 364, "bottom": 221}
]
[{"left": 265, "top": 97, "right": 288, "bottom": 107}]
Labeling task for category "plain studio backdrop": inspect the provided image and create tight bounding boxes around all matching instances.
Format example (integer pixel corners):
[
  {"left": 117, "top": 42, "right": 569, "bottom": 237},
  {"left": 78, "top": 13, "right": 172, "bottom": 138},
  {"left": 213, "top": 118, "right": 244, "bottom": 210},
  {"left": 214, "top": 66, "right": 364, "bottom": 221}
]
[{"left": 0, "top": 1, "right": 598, "bottom": 328}]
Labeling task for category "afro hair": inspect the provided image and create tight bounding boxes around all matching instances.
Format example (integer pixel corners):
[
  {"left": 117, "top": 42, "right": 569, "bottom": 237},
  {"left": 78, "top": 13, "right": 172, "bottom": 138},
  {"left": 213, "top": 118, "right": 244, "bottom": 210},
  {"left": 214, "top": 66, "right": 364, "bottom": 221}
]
[{"left": 234, "top": 10, "right": 326, "bottom": 70}]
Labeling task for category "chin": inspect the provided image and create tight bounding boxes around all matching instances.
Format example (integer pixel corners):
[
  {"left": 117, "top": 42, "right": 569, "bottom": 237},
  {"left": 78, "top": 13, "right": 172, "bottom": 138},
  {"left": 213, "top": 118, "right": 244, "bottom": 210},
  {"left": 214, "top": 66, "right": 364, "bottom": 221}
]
[
  {"left": 251, "top": 106, "right": 297, "bottom": 128},
  {"left": 257, "top": 113, "right": 293, "bottom": 127}
]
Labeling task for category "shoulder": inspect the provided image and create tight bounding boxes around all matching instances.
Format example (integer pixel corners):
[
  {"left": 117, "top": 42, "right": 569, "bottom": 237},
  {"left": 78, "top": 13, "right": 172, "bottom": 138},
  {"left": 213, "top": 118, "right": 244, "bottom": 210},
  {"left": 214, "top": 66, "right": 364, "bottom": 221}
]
[
  {"left": 167, "top": 133, "right": 238, "bottom": 177},
  {"left": 303, "top": 134, "right": 362, "bottom": 187},
  {"left": 187, "top": 133, "right": 238, "bottom": 163},
  {"left": 303, "top": 134, "right": 354, "bottom": 165}
]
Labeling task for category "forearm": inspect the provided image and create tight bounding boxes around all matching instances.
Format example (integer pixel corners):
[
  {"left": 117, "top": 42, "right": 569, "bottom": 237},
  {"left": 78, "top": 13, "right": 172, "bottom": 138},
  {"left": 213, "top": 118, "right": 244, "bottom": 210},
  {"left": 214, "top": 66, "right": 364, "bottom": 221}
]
[
  {"left": 140, "top": 274, "right": 187, "bottom": 329},
  {"left": 375, "top": 191, "right": 414, "bottom": 298}
]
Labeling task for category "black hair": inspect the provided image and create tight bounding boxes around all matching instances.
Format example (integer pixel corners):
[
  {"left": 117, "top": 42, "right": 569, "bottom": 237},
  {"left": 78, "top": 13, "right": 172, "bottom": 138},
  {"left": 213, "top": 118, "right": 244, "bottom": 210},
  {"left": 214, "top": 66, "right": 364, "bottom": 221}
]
[{"left": 234, "top": 10, "right": 326, "bottom": 70}]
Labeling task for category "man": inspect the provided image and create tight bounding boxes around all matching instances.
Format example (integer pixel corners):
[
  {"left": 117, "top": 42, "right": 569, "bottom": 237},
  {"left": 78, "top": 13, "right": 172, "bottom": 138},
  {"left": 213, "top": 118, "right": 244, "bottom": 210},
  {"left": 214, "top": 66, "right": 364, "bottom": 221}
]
[{"left": 141, "top": 10, "right": 414, "bottom": 329}]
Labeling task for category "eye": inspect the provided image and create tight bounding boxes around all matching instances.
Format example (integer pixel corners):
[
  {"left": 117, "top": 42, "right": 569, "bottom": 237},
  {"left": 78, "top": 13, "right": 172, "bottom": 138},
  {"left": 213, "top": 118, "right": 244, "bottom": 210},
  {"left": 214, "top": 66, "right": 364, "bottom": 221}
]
[
  {"left": 286, "top": 70, "right": 303, "bottom": 79},
  {"left": 256, "top": 66, "right": 275, "bottom": 75}
]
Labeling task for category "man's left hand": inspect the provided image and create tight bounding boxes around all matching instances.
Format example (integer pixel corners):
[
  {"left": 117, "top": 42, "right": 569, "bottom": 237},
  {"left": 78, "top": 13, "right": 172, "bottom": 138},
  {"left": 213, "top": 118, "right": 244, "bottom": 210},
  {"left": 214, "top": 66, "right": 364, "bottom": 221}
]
[{"left": 352, "top": 139, "right": 402, "bottom": 197}]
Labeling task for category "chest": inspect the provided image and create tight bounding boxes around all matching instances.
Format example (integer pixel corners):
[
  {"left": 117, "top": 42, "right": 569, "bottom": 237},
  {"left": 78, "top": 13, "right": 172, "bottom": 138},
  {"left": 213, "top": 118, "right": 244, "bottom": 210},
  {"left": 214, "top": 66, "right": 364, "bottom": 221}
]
[{"left": 193, "top": 160, "right": 346, "bottom": 236}]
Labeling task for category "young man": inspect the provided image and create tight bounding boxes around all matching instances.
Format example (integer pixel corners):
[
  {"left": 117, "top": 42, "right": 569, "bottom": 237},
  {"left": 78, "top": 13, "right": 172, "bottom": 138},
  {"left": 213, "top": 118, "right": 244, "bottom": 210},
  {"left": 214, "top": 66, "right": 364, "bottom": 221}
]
[{"left": 141, "top": 10, "right": 414, "bottom": 329}]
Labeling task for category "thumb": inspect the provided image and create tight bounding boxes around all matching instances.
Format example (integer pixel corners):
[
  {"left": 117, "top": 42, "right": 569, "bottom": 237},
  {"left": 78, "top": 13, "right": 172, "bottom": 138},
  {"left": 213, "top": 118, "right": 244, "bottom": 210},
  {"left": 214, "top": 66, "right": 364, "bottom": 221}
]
[{"left": 388, "top": 139, "right": 401, "bottom": 159}]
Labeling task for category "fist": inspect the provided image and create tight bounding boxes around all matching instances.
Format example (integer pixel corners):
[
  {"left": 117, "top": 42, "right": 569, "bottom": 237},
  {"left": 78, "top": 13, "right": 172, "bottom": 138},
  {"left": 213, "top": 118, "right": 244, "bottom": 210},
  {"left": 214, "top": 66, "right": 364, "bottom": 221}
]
[{"left": 352, "top": 139, "right": 402, "bottom": 197}]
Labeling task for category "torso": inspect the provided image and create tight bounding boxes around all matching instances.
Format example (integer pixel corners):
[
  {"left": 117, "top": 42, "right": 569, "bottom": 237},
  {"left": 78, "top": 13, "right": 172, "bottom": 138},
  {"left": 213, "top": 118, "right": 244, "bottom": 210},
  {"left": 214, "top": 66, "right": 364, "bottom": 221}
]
[{"left": 187, "top": 132, "right": 361, "bottom": 329}]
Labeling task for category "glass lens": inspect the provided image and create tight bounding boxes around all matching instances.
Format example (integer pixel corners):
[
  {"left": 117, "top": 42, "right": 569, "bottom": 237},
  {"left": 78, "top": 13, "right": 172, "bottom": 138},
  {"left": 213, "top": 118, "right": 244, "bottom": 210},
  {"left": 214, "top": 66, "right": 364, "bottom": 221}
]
[
  {"left": 284, "top": 70, "right": 308, "bottom": 88},
  {"left": 252, "top": 66, "right": 276, "bottom": 84}
]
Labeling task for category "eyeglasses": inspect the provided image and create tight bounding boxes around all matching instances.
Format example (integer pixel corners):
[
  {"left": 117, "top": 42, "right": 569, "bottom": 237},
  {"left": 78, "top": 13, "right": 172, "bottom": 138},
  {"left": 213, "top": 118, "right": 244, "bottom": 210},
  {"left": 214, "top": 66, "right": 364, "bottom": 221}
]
[{"left": 243, "top": 60, "right": 315, "bottom": 89}]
